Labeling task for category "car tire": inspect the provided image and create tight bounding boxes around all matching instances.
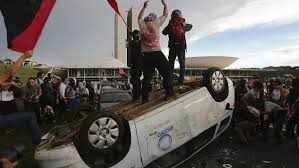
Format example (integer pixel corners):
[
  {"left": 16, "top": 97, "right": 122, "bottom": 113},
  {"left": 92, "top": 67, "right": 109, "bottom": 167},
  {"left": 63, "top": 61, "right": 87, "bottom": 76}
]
[
  {"left": 75, "top": 112, "right": 127, "bottom": 168},
  {"left": 203, "top": 68, "right": 229, "bottom": 102},
  {"left": 66, "top": 103, "right": 95, "bottom": 122}
]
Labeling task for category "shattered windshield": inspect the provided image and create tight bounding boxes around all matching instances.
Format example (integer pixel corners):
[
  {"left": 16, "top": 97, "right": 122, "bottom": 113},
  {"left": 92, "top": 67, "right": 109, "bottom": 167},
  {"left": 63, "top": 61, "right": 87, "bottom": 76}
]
[{"left": 100, "top": 91, "right": 132, "bottom": 103}]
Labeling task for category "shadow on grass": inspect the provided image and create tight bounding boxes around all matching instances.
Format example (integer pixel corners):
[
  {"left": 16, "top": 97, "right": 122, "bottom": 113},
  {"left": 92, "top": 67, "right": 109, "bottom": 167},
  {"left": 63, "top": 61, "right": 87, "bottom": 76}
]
[{"left": 0, "top": 113, "right": 67, "bottom": 168}]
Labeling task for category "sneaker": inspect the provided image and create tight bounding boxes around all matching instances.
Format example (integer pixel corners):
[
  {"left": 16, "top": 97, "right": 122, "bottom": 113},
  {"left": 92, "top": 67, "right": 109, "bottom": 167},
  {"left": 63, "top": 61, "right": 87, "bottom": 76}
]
[{"left": 178, "top": 85, "right": 184, "bottom": 90}]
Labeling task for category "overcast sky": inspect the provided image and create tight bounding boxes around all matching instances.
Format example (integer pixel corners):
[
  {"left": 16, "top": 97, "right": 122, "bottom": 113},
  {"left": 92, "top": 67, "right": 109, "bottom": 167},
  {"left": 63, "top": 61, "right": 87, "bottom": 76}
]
[{"left": 0, "top": 0, "right": 299, "bottom": 68}]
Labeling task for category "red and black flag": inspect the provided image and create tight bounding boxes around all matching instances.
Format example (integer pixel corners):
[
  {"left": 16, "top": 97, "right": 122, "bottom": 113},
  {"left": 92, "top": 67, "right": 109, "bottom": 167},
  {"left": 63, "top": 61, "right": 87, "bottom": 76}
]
[
  {"left": 106, "top": 0, "right": 130, "bottom": 32},
  {"left": 107, "top": 0, "right": 121, "bottom": 16},
  {"left": 0, "top": 0, "right": 56, "bottom": 53}
]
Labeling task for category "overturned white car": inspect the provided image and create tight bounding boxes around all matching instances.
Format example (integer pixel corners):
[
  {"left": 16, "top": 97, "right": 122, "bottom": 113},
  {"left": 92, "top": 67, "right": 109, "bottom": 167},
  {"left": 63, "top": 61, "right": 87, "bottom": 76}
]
[{"left": 35, "top": 68, "right": 235, "bottom": 168}]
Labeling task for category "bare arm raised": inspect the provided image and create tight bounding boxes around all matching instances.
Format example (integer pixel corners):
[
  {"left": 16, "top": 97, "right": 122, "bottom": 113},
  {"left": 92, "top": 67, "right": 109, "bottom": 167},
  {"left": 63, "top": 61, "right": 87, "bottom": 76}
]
[
  {"left": 138, "top": 0, "right": 149, "bottom": 20},
  {"left": 0, "top": 50, "right": 33, "bottom": 82},
  {"left": 157, "top": 0, "right": 168, "bottom": 26},
  {"left": 161, "top": 0, "right": 168, "bottom": 17}
]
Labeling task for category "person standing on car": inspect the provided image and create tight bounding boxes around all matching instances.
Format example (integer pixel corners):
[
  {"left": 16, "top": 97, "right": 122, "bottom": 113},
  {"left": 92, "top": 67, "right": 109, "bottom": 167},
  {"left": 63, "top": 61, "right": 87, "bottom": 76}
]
[
  {"left": 162, "top": 9, "right": 192, "bottom": 86},
  {"left": 129, "top": 30, "right": 142, "bottom": 101},
  {"left": 138, "top": 0, "right": 174, "bottom": 103}
]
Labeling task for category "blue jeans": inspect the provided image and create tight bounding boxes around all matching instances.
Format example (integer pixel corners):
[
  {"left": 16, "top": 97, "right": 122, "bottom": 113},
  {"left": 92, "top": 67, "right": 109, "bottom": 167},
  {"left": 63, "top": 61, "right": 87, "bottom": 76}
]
[
  {"left": 168, "top": 47, "right": 186, "bottom": 85},
  {"left": 0, "top": 112, "right": 42, "bottom": 145}
]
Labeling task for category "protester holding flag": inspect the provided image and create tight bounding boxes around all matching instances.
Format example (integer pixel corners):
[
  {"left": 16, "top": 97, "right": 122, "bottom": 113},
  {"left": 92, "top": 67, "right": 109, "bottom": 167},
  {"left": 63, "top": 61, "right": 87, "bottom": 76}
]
[
  {"left": 0, "top": 51, "right": 42, "bottom": 146},
  {"left": 138, "top": 0, "right": 174, "bottom": 103}
]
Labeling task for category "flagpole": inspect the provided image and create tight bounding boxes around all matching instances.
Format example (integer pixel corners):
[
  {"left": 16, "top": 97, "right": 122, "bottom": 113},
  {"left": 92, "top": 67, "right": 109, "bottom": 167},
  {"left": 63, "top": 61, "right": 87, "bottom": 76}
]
[{"left": 120, "top": 15, "right": 132, "bottom": 33}]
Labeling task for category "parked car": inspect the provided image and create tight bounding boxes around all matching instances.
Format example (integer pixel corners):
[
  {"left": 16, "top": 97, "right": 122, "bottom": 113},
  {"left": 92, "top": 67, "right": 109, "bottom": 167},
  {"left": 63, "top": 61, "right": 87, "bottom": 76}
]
[
  {"left": 35, "top": 68, "right": 234, "bottom": 168},
  {"left": 99, "top": 89, "right": 132, "bottom": 109}
]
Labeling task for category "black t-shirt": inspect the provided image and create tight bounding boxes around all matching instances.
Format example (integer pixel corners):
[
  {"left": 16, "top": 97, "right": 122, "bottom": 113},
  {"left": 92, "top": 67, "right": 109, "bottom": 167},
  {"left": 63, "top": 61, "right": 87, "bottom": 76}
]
[{"left": 129, "top": 40, "right": 142, "bottom": 67}]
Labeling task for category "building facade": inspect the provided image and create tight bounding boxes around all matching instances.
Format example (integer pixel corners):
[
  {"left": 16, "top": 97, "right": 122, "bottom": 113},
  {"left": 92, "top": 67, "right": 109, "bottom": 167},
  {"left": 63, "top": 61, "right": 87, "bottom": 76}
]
[{"left": 114, "top": 5, "right": 127, "bottom": 66}]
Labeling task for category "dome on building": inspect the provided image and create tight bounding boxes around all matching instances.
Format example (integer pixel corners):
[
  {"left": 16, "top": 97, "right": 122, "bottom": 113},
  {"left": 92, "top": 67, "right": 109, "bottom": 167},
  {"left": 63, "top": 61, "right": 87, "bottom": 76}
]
[
  {"left": 63, "top": 57, "right": 128, "bottom": 69},
  {"left": 186, "top": 56, "right": 238, "bottom": 69}
]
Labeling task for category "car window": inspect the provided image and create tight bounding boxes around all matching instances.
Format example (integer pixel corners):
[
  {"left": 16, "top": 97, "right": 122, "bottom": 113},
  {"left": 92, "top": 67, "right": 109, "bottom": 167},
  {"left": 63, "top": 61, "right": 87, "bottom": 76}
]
[{"left": 100, "top": 92, "right": 132, "bottom": 103}]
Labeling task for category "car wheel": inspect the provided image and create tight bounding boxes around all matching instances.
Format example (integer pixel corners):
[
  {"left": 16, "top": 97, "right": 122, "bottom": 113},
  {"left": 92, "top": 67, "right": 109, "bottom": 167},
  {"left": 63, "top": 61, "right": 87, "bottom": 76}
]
[
  {"left": 66, "top": 103, "right": 95, "bottom": 122},
  {"left": 148, "top": 144, "right": 191, "bottom": 168},
  {"left": 203, "top": 68, "right": 228, "bottom": 102},
  {"left": 75, "top": 112, "right": 127, "bottom": 168}
]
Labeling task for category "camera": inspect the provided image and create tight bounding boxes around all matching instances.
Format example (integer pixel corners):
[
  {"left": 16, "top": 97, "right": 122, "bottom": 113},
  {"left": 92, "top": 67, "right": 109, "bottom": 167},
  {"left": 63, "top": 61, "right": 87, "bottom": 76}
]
[{"left": 0, "top": 145, "right": 25, "bottom": 168}]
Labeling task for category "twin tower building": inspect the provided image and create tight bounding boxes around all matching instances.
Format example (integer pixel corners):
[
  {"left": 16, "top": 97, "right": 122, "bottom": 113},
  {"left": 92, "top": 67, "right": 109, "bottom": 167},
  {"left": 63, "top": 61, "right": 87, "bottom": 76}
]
[{"left": 114, "top": 6, "right": 139, "bottom": 67}]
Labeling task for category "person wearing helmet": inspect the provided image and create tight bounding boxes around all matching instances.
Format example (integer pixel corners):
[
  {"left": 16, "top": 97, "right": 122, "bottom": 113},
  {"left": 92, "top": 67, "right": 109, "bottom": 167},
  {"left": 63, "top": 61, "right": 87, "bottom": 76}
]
[
  {"left": 163, "top": 9, "right": 192, "bottom": 86},
  {"left": 138, "top": 0, "right": 174, "bottom": 103}
]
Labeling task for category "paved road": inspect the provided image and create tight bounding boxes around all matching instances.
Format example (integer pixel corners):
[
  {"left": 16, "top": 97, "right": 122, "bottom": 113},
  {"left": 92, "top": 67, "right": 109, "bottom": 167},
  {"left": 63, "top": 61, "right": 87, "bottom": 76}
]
[{"left": 178, "top": 131, "right": 299, "bottom": 168}]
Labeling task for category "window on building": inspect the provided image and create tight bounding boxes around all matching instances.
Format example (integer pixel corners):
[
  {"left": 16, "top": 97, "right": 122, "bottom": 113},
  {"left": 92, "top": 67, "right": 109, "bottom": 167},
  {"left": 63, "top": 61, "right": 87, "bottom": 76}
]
[
  {"left": 69, "top": 69, "right": 77, "bottom": 77},
  {"left": 79, "top": 69, "right": 84, "bottom": 77}
]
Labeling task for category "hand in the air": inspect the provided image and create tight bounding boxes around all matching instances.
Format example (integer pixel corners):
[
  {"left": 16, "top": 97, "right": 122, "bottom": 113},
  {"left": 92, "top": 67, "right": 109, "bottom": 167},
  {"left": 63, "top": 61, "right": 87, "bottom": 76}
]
[
  {"left": 144, "top": 0, "right": 149, "bottom": 8},
  {"left": 24, "top": 50, "right": 33, "bottom": 59},
  {"left": 161, "top": 0, "right": 167, "bottom": 6}
]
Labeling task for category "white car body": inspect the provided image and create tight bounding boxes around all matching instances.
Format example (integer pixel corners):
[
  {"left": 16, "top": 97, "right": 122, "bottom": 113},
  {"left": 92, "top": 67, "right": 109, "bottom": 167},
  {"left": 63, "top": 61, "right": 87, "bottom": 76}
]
[{"left": 35, "top": 78, "right": 234, "bottom": 168}]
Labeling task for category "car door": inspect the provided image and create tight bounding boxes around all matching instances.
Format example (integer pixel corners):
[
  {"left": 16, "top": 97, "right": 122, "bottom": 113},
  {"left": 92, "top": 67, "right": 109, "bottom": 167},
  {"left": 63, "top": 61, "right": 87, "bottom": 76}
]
[
  {"left": 134, "top": 101, "right": 192, "bottom": 166},
  {"left": 182, "top": 87, "right": 221, "bottom": 137}
]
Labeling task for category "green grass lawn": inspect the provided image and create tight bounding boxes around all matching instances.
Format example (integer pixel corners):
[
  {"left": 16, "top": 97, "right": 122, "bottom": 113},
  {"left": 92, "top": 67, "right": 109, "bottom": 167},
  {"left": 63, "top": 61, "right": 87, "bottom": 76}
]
[
  {"left": 0, "top": 128, "right": 37, "bottom": 168},
  {"left": 0, "top": 64, "right": 49, "bottom": 84},
  {"left": 0, "top": 64, "right": 51, "bottom": 167},
  {"left": 0, "top": 120, "right": 61, "bottom": 168}
]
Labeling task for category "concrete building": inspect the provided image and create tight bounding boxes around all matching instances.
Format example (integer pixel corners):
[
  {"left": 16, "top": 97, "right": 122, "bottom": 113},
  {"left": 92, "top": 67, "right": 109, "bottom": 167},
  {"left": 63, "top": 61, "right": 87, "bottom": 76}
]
[
  {"left": 127, "top": 7, "right": 140, "bottom": 67},
  {"left": 127, "top": 7, "right": 139, "bottom": 34},
  {"left": 64, "top": 57, "right": 129, "bottom": 81},
  {"left": 63, "top": 6, "right": 139, "bottom": 82},
  {"left": 114, "top": 5, "right": 127, "bottom": 66}
]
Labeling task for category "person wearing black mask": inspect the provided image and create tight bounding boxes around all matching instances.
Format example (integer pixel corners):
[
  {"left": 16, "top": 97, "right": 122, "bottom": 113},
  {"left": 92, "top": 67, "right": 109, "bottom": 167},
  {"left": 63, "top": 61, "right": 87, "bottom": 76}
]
[{"left": 129, "top": 30, "right": 142, "bottom": 101}]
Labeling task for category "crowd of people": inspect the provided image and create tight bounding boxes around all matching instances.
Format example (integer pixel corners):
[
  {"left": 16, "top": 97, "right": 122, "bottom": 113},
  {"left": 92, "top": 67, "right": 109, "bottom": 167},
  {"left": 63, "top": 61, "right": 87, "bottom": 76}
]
[
  {"left": 2, "top": 0, "right": 299, "bottom": 167},
  {"left": 233, "top": 76, "right": 299, "bottom": 146},
  {"left": 0, "top": 1, "right": 192, "bottom": 165}
]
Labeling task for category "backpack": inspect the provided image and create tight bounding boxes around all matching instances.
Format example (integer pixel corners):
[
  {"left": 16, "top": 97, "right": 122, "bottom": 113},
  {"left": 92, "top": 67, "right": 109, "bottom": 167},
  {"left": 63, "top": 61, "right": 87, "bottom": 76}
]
[{"left": 169, "top": 17, "right": 186, "bottom": 45}]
